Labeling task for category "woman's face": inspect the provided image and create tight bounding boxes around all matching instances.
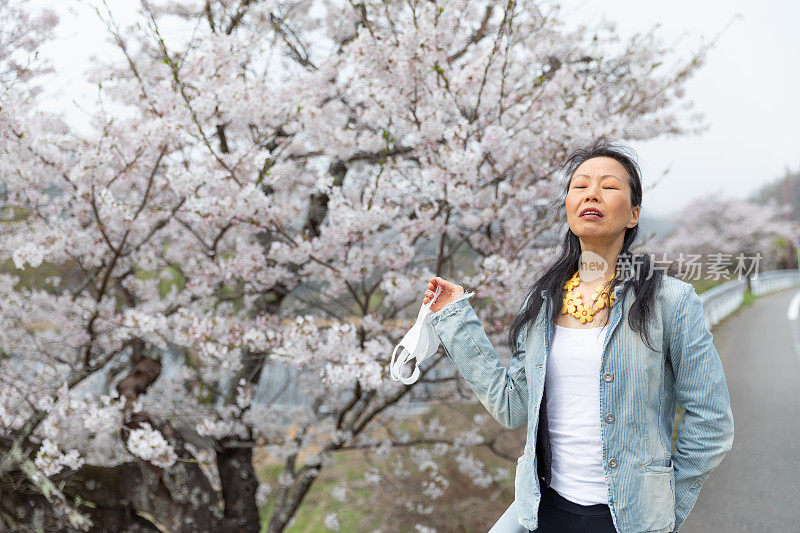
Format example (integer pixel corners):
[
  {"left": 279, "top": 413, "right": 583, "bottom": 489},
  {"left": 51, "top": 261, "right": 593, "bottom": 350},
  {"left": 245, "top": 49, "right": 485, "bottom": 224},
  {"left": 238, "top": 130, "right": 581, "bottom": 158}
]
[{"left": 565, "top": 156, "right": 640, "bottom": 243}]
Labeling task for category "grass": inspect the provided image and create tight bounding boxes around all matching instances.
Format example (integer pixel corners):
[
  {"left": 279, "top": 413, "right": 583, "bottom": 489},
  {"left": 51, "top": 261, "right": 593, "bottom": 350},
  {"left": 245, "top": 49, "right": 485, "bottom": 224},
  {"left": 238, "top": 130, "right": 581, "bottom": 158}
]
[
  {"left": 257, "top": 452, "right": 378, "bottom": 532},
  {"left": 740, "top": 288, "right": 756, "bottom": 307},
  {"left": 255, "top": 400, "right": 523, "bottom": 532}
]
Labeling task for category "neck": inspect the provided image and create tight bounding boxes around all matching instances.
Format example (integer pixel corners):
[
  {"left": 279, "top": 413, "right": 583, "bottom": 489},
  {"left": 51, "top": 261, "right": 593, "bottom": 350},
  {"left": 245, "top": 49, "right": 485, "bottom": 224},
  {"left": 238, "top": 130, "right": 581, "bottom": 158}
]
[{"left": 577, "top": 237, "right": 624, "bottom": 284}]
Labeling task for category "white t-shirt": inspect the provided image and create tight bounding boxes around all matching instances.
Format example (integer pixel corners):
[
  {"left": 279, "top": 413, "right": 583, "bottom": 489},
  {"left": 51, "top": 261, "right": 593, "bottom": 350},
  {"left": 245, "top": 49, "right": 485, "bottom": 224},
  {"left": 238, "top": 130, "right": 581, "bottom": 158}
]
[{"left": 545, "top": 324, "right": 609, "bottom": 506}]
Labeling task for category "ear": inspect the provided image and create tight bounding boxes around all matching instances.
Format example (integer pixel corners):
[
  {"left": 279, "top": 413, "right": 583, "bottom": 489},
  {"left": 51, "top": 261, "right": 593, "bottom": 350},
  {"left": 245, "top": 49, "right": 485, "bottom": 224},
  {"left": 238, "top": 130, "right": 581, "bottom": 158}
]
[{"left": 627, "top": 205, "right": 640, "bottom": 228}]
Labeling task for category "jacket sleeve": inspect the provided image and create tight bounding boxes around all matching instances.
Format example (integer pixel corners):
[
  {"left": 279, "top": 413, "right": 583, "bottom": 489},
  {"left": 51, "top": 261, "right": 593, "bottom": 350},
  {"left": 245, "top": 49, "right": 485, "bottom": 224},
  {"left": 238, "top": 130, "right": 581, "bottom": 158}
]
[
  {"left": 668, "top": 286, "right": 735, "bottom": 531},
  {"left": 429, "top": 294, "right": 528, "bottom": 431}
]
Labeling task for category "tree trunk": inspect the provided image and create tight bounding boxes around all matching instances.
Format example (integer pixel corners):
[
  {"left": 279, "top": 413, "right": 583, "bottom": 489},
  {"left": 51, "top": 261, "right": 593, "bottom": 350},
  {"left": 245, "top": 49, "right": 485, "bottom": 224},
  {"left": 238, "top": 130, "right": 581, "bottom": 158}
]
[{"left": 217, "top": 446, "right": 261, "bottom": 533}]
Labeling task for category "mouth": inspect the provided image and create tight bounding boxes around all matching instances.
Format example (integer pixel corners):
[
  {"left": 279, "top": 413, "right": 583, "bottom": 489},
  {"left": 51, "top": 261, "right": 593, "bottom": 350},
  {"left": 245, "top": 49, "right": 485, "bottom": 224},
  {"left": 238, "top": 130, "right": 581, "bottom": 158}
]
[{"left": 579, "top": 207, "right": 604, "bottom": 219}]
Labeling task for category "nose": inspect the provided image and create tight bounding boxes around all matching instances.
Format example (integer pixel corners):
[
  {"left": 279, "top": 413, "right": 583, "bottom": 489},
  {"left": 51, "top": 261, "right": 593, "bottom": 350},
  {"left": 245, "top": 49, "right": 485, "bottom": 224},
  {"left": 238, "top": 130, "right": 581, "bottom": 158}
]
[{"left": 583, "top": 185, "right": 601, "bottom": 201}]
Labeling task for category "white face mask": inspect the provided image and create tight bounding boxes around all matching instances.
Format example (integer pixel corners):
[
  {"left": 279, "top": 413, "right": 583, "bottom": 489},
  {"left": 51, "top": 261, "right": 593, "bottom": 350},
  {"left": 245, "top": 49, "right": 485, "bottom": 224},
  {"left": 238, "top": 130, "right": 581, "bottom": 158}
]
[{"left": 390, "top": 284, "right": 443, "bottom": 385}]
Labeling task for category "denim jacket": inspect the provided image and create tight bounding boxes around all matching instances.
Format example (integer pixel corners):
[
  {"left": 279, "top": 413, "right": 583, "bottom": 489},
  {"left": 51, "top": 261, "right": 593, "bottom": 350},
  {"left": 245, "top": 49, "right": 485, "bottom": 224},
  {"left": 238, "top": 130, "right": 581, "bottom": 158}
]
[{"left": 429, "top": 275, "right": 734, "bottom": 533}]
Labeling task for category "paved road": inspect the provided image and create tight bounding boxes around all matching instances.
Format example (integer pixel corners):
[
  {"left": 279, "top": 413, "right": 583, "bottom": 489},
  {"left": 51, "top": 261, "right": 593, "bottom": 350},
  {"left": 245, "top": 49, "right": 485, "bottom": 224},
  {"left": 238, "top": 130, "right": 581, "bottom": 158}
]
[{"left": 682, "top": 288, "right": 800, "bottom": 532}]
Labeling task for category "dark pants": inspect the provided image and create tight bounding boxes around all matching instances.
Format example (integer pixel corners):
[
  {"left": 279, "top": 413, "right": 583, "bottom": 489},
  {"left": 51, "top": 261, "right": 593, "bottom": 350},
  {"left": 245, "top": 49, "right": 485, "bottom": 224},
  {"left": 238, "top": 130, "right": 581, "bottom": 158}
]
[{"left": 528, "top": 484, "right": 617, "bottom": 533}]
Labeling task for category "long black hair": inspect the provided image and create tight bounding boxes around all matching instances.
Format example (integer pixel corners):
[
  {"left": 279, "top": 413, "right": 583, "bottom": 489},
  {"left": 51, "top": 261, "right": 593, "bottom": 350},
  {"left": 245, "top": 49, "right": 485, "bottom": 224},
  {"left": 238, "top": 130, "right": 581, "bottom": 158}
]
[{"left": 507, "top": 136, "right": 664, "bottom": 354}]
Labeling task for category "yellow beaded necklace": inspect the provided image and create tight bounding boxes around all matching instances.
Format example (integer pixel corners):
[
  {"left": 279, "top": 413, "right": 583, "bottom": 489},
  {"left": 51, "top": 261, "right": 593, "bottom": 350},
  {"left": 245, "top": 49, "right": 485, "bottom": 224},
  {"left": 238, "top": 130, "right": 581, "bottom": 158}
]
[{"left": 561, "top": 270, "right": 618, "bottom": 324}]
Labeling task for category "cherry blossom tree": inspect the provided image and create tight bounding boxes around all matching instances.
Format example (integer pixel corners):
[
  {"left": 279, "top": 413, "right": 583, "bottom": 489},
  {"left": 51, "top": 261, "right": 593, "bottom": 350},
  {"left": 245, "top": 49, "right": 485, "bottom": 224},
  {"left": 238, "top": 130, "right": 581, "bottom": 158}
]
[
  {"left": 653, "top": 194, "right": 799, "bottom": 277},
  {"left": 1, "top": 0, "right": 714, "bottom": 530}
]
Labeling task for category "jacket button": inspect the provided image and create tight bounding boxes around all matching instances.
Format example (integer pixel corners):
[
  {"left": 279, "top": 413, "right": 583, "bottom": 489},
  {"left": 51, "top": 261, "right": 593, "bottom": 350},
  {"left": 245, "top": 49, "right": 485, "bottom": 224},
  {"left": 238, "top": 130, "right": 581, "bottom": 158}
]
[
  {"left": 608, "top": 458, "right": 618, "bottom": 469},
  {"left": 605, "top": 413, "right": 615, "bottom": 424},
  {"left": 602, "top": 372, "right": 614, "bottom": 382}
]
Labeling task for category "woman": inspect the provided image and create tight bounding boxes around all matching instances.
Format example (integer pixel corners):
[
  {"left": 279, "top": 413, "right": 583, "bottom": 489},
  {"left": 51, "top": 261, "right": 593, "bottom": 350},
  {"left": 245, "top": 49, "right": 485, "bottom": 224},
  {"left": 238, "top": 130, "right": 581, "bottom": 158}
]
[{"left": 423, "top": 137, "right": 734, "bottom": 533}]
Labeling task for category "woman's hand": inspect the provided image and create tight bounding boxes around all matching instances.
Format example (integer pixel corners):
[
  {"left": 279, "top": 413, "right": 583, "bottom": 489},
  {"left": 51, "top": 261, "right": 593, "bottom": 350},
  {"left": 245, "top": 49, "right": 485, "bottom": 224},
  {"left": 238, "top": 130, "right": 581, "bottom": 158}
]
[{"left": 424, "top": 276, "right": 464, "bottom": 313}]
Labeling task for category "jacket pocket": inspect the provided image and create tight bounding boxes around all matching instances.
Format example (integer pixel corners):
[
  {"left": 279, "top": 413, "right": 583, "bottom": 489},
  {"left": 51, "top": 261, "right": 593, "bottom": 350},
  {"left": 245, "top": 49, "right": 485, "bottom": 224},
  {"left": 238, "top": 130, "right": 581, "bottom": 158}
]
[{"left": 642, "top": 457, "right": 676, "bottom": 532}]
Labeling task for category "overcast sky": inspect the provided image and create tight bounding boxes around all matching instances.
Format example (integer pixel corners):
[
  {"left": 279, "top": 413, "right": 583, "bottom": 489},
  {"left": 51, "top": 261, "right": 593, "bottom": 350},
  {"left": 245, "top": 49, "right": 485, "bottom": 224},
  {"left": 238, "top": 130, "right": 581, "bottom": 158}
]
[{"left": 29, "top": 0, "right": 800, "bottom": 219}]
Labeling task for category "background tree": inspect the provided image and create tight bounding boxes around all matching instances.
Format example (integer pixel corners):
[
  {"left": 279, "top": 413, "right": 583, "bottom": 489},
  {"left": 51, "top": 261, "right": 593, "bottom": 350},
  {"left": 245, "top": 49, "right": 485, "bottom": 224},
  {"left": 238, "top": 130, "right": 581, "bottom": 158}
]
[
  {"left": 653, "top": 193, "right": 799, "bottom": 277},
  {"left": 0, "top": 0, "right": 715, "bottom": 530},
  {"left": 751, "top": 167, "right": 800, "bottom": 222}
]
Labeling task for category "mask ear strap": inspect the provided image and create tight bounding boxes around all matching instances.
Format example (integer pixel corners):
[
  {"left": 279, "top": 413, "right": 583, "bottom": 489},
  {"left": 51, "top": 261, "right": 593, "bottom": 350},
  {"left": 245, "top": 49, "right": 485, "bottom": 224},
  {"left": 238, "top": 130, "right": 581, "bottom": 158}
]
[
  {"left": 391, "top": 346, "right": 422, "bottom": 384},
  {"left": 423, "top": 284, "right": 443, "bottom": 311},
  {"left": 390, "top": 344, "right": 410, "bottom": 381},
  {"left": 399, "top": 365, "right": 420, "bottom": 385}
]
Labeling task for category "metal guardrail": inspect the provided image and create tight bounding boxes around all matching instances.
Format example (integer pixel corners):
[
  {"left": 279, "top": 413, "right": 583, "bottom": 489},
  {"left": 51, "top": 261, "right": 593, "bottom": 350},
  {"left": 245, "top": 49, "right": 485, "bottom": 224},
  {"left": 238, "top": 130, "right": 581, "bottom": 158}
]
[
  {"left": 698, "top": 279, "right": 747, "bottom": 329},
  {"left": 749, "top": 269, "right": 800, "bottom": 296},
  {"left": 699, "top": 269, "right": 800, "bottom": 329}
]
